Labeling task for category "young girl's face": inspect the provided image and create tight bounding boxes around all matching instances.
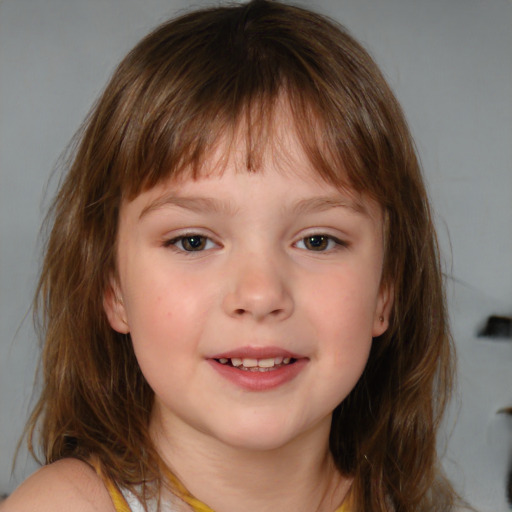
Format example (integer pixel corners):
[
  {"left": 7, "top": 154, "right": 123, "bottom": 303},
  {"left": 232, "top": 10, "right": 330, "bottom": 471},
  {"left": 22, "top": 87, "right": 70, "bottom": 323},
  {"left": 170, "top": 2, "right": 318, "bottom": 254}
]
[{"left": 104, "top": 115, "right": 391, "bottom": 453}]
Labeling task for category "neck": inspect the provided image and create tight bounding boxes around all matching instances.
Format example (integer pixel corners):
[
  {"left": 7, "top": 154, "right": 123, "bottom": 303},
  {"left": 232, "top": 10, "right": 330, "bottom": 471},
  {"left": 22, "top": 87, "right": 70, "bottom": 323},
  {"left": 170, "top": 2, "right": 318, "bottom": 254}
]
[{"left": 151, "top": 410, "right": 350, "bottom": 512}]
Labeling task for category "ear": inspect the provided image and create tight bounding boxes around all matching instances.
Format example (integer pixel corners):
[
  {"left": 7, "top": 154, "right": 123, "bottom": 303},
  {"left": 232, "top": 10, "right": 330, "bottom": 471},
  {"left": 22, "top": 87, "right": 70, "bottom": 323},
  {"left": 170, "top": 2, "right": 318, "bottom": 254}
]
[
  {"left": 103, "top": 277, "right": 130, "bottom": 334},
  {"left": 372, "top": 281, "right": 394, "bottom": 337}
]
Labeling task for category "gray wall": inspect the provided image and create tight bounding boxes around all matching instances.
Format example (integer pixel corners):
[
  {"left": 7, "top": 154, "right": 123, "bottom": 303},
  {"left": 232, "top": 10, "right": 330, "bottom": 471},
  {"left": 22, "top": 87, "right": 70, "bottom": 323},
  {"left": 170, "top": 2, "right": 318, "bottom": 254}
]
[{"left": 1, "top": 1, "right": 511, "bottom": 510}]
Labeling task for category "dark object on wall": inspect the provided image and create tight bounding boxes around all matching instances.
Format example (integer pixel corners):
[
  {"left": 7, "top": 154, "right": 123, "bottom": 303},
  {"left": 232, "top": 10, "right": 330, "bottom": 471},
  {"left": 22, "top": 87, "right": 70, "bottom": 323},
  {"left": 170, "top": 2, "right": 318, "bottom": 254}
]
[
  {"left": 509, "top": 466, "right": 512, "bottom": 509},
  {"left": 498, "top": 407, "right": 512, "bottom": 506},
  {"left": 478, "top": 315, "right": 512, "bottom": 339}
]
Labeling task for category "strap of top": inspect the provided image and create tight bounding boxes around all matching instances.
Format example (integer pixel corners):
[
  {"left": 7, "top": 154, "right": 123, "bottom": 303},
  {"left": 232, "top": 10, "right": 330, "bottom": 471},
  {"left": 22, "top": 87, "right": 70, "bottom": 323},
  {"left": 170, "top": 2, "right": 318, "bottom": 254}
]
[
  {"left": 104, "top": 480, "right": 132, "bottom": 512},
  {"left": 164, "top": 470, "right": 215, "bottom": 512},
  {"left": 89, "top": 457, "right": 132, "bottom": 512}
]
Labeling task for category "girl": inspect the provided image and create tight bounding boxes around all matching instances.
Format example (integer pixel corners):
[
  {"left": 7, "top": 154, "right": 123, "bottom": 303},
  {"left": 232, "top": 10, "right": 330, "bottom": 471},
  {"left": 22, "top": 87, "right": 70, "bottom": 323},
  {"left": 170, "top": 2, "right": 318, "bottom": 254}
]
[{"left": 3, "top": 1, "right": 462, "bottom": 510}]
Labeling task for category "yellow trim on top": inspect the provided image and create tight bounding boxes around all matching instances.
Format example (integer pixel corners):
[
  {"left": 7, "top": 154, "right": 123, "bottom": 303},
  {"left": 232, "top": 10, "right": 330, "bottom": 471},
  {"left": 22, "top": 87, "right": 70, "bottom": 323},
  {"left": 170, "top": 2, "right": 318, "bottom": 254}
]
[
  {"left": 89, "top": 457, "right": 131, "bottom": 512},
  {"left": 104, "top": 478, "right": 132, "bottom": 512}
]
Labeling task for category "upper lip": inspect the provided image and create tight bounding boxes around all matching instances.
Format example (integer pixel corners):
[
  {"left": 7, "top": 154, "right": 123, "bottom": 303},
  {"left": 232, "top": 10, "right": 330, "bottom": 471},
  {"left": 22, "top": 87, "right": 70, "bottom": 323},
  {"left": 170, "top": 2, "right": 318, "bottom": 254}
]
[{"left": 209, "top": 346, "right": 305, "bottom": 360}]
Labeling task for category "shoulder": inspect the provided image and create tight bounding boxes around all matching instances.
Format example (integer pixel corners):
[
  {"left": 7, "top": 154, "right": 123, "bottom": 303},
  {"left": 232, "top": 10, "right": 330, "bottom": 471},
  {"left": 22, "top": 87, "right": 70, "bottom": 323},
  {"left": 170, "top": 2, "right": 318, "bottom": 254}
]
[{"left": 0, "top": 458, "right": 116, "bottom": 512}]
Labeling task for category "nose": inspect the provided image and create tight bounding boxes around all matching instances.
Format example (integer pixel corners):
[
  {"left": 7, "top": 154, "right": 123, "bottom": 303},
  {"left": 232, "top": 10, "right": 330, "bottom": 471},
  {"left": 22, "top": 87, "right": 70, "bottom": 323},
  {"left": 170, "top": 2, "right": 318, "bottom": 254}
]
[{"left": 222, "top": 253, "right": 294, "bottom": 322}]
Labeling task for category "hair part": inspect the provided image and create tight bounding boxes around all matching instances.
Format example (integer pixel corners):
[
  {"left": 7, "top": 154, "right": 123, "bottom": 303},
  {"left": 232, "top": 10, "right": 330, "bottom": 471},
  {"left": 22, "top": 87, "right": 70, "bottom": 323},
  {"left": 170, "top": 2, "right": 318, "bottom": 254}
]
[{"left": 27, "top": 1, "right": 457, "bottom": 510}]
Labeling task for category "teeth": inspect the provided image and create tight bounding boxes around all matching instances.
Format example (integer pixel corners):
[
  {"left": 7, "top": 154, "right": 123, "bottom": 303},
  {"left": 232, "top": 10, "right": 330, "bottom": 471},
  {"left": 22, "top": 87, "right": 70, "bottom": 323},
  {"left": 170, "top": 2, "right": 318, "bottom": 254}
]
[{"left": 217, "top": 356, "right": 293, "bottom": 369}]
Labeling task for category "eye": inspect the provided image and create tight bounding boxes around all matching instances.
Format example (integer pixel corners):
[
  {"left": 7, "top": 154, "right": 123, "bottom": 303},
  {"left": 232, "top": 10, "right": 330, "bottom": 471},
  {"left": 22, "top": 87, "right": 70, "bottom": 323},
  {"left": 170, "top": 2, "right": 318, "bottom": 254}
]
[
  {"left": 295, "top": 235, "right": 344, "bottom": 252},
  {"left": 166, "top": 234, "right": 216, "bottom": 252}
]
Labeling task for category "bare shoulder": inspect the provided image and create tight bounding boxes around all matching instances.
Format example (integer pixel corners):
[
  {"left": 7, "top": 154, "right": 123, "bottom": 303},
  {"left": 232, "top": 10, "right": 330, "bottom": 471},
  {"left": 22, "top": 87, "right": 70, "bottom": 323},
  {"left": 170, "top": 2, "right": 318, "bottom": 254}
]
[{"left": 0, "top": 458, "right": 115, "bottom": 512}]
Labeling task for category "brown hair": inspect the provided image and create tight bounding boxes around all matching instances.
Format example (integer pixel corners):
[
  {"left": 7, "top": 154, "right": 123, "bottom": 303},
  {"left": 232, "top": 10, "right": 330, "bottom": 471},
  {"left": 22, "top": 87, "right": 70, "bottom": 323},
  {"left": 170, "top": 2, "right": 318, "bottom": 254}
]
[{"left": 28, "top": 1, "right": 457, "bottom": 510}]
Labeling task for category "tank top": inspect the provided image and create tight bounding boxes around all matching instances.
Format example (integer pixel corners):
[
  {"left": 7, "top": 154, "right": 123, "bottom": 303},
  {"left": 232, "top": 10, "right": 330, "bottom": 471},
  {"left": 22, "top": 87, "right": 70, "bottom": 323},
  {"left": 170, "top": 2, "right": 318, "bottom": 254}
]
[
  {"left": 94, "top": 459, "right": 349, "bottom": 512},
  {"left": 107, "top": 486, "right": 349, "bottom": 512},
  {"left": 102, "top": 474, "right": 350, "bottom": 512}
]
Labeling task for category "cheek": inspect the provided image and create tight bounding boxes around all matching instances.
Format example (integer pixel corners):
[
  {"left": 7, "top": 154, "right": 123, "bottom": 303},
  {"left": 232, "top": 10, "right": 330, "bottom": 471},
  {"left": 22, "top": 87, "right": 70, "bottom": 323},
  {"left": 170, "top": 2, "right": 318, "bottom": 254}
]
[
  {"left": 302, "top": 268, "right": 379, "bottom": 388},
  {"left": 306, "top": 269, "right": 381, "bottom": 336},
  {"left": 121, "top": 267, "right": 218, "bottom": 364}
]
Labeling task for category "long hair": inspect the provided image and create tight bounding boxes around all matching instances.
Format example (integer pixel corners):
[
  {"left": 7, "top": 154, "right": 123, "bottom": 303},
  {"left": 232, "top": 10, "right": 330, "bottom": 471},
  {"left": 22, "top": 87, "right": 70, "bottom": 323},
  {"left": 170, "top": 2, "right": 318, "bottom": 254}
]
[{"left": 27, "top": 1, "right": 457, "bottom": 510}]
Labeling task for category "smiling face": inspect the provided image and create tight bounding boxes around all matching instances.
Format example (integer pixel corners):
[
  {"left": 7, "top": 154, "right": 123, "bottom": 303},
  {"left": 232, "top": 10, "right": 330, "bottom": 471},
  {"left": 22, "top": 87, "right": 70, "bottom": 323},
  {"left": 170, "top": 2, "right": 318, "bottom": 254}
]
[{"left": 104, "top": 122, "right": 392, "bottom": 455}]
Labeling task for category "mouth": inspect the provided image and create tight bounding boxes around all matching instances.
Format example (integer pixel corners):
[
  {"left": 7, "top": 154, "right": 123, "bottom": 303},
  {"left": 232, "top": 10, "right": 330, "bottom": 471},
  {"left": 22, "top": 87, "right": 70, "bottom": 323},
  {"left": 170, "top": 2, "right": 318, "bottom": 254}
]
[
  {"left": 208, "top": 347, "right": 306, "bottom": 391},
  {"left": 214, "top": 356, "right": 296, "bottom": 372}
]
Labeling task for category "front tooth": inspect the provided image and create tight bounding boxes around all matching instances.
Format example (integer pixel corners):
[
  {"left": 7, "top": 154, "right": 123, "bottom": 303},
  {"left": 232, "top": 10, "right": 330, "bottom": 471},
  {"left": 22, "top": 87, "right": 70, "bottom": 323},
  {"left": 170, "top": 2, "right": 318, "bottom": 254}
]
[
  {"left": 231, "top": 357, "right": 243, "bottom": 367},
  {"left": 242, "top": 358, "right": 258, "bottom": 368},
  {"left": 258, "top": 358, "right": 275, "bottom": 368}
]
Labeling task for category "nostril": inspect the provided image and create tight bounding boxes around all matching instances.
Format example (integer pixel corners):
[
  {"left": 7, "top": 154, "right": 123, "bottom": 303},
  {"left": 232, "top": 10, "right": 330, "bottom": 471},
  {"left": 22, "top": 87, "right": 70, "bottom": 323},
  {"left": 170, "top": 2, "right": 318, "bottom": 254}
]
[{"left": 225, "top": 286, "right": 294, "bottom": 320}]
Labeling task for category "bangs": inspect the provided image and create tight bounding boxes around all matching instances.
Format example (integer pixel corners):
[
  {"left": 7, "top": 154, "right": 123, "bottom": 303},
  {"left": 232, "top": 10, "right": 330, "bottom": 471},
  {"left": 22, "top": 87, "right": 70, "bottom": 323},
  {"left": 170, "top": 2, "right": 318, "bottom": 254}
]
[{"left": 122, "top": 85, "right": 353, "bottom": 196}]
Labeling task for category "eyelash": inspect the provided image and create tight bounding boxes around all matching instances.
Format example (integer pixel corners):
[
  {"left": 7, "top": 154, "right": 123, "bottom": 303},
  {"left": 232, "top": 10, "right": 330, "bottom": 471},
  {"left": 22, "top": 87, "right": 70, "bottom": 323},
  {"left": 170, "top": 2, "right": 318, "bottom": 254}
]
[
  {"left": 163, "top": 233, "right": 348, "bottom": 253},
  {"left": 294, "top": 234, "right": 348, "bottom": 252}
]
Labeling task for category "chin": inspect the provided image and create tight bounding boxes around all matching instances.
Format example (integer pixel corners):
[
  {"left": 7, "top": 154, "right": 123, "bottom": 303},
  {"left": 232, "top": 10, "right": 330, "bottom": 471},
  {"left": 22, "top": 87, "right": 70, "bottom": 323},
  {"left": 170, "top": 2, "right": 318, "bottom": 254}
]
[
  {"left": 210, "top": 415, "right": 316, "bottom": 453},
  {"left": 219, "top": 432, "right": 295, "bottom": 453}
]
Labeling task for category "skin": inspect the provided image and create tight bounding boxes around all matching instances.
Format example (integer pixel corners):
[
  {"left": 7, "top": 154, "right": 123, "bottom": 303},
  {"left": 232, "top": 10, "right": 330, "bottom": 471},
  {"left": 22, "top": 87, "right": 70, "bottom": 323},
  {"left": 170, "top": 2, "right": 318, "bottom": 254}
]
[{"left": 0, "top": 459, "right": 114, "bottom": 512}]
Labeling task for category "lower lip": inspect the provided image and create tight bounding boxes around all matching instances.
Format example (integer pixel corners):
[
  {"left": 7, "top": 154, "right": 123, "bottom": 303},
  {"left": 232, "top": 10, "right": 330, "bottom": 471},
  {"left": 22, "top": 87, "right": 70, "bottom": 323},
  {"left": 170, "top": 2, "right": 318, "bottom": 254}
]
[{"left": 208, "top": 359, "right": 308, "bottom": 391}]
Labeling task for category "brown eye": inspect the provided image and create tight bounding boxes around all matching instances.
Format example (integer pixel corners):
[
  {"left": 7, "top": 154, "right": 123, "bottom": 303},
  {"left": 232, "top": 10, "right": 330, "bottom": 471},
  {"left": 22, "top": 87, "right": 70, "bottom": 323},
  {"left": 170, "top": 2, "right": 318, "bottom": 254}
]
[
  {"left": 303, "top": 235, "right": 329, "bottom": 251},
  {"left": 181, "top": 236, "right": 207, "bottom": 251},
  {"left": 166, "top": 235, "right": 214, "bottom": 252}
]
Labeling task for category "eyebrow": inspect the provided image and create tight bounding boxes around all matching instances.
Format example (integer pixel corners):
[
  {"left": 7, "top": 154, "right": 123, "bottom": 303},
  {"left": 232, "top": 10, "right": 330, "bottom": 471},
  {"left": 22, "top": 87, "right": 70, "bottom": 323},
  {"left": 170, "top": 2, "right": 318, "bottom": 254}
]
[
  {"left": 140, "top": 195, "right": 238, "bottom": 219},
  {"left": 291, "top": 195, "right": 368, "bottom": 216},
  {"left": 139, "top": 193, "right": 368, "bottom": 220}
]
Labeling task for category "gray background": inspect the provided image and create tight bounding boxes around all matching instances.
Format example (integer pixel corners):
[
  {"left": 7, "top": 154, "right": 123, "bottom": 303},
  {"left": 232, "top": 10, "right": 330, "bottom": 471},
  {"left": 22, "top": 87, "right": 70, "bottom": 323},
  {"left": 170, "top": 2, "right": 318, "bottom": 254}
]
[{"left": 1, "top": 1, "right": 511, "bottom": 510}]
